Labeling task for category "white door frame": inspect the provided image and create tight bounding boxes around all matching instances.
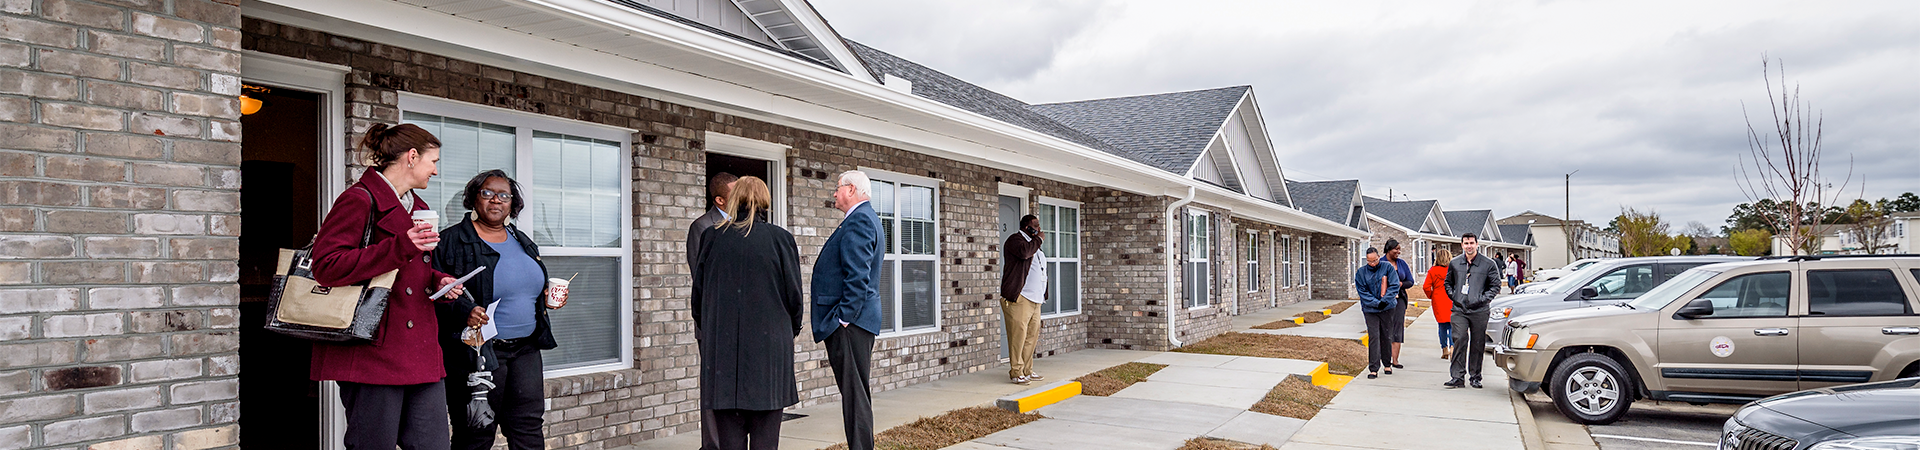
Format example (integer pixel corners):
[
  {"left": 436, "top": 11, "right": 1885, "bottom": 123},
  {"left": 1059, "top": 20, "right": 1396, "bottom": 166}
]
[
  {"left": 241, "top": 50, "right": 350, "bottom": 450},
  {"left": 705, "top": 132, "right": 790, "bottom": 226}
]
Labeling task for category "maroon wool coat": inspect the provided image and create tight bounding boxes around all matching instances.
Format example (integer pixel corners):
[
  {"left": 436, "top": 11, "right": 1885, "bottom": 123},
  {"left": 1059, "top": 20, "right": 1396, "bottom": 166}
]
[{"left": 308, "top": 170, "right": 452, "bottom": 386}]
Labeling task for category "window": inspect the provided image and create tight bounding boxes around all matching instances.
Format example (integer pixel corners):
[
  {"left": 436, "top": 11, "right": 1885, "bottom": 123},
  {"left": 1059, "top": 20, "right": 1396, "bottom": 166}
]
[
  {"left": 1298, "top": 236, "right": 1309, "bottom": 287},
  {"left": 1184, "top": 211, "right": 1212, "bottom": 307},
  {"left": 400, "top": 96, "right": 632, "bottom": 376},
  {"left": 1246, "top": 233, "right": 1259, "bottom": 293},
  {"left": 1585, "top": 264, "right": 1655, "bottom": 301},
  {"left": 1807, "top": 270, "right": 1912, "bottom": 316},
  {"left": 870, "top": 172, "right": 939, "bottom": 333},
  {"left": 1692, "top": 272, "right": 1791, "bottom": 318},
  {"left": 1280, "top": 235, "right": 1291, "bottom": 288},
  {"left": 1038, "top": 199, "right": 1080, "bottom": 316}
]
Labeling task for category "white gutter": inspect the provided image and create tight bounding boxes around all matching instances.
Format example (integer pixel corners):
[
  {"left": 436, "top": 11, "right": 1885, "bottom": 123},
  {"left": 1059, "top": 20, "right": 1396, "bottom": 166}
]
[{"left": 1165, "top": 186, "right": 1196, "bottom": 348}]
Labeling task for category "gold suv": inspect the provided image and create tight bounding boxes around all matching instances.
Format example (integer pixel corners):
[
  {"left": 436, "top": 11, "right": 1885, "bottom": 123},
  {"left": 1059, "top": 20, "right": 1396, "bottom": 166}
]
[{"left": 1494, "top": 255, "right": 1920, "bottom": 424}]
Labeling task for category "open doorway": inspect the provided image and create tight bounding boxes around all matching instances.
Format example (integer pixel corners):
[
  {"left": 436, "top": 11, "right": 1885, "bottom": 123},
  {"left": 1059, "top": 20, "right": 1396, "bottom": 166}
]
[
  {"left": 236, "top": 83, "right": 323, "bottom": 450},
  {"left": 706, "top": 152, "right": 771, "bottom": 207}
]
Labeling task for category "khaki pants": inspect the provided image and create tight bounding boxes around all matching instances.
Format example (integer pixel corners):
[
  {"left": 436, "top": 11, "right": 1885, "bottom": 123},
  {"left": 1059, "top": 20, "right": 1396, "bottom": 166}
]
[{"left": 1004, "top": 296, "right": 1042, "bottom": 378}]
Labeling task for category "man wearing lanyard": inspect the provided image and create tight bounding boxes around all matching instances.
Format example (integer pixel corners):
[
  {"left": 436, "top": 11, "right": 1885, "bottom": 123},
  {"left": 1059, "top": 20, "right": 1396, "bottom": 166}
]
[{"left": 1442, "top": 233, "right": 1502, "bottom": 389}]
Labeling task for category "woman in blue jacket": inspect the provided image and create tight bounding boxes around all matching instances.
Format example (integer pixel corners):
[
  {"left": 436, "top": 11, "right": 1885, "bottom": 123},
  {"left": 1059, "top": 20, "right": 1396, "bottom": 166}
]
[{"left": 1354, "top": 247, "right": 1401, "bottom": 379}]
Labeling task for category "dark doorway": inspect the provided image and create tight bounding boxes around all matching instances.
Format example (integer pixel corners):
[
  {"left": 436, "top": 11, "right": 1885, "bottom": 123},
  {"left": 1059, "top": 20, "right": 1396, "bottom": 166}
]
[
  {"left": 705, "top": 152, "right": 771, "bottom": 209},
  {"left": 236, "top": 84, "right": 323, "bottom": 450}
]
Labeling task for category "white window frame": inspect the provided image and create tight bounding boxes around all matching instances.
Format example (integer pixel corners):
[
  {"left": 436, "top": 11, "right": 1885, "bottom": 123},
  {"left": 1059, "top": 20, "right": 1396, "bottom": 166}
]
[
  {"left": 1299, "top": 236, "right": 1310, "bottom": 288},
  {"left": 1185, "top": 209, "right": 1213, "bottom": 309},
  {"left": 1246, "top": 231, "right": 1260, "bottom": 293},
  {"left": 398, "top": 93, "right": 635, "bottom": 379},
  {"left": 1038, "top": 196, "right": 1082, "bottom": 318},
  {"left": 705, "top": 133, "right": 789, "bottom": 226},
  {"left": 863, "top": 168, "right": 943, "bottom": 338}
]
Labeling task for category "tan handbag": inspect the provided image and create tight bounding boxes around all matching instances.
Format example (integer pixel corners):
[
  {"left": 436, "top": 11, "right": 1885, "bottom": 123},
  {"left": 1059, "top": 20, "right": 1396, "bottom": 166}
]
[{"left": 263, "top": 187, "right": 399, "bottom": 343}]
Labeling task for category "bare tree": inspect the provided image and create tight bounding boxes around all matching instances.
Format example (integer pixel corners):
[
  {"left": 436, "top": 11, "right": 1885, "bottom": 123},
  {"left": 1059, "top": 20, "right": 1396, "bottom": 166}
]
[
  {"left": 1736, "top": 57, "right": 1851, "bottom": 256},
  {"left": 1841, "top": 199, "right": 1894, "bottom": 254}
]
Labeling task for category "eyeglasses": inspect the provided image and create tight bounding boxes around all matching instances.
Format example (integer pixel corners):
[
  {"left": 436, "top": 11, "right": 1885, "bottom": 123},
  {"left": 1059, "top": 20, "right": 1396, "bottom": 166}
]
[{"left": 478, "top": 189, "right": 513, "bottom": 202}]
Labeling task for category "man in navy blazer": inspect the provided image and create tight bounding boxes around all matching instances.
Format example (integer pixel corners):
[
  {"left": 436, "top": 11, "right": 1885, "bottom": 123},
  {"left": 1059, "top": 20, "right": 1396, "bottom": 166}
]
[{"left": 811, "top": 170, "right": 883, "bottom": 450}]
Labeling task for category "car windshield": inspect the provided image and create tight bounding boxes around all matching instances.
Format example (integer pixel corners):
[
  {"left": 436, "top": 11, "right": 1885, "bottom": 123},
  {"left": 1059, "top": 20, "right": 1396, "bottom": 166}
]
[{"left": 1627, "top": 268, "right": 1721, "bottom": 310}]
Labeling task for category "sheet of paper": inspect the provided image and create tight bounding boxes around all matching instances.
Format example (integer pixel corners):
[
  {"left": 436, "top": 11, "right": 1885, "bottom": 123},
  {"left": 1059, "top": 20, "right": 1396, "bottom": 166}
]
[
  {"left": 480, "top": 301, "right": 500, "bottom": 341},
  {"left": 431, "top": 266, "right": 487, "bottom": 300}
]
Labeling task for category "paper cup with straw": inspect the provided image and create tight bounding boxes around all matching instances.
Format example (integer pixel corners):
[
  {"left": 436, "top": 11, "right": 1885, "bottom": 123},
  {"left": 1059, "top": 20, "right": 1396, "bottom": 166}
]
[{"left": 545, "top": 273, "right": 575, "bottom": 309}]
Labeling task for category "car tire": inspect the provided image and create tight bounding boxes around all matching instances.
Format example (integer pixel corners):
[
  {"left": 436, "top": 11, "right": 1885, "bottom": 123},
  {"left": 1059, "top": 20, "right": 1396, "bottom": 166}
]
[{"left": 1549, "top": 353, "right": 1633, "bottom": 425}]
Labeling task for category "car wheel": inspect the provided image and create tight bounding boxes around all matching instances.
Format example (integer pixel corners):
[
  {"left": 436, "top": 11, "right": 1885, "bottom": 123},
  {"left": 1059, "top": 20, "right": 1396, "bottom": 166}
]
[{"left": 1550, "top": 353, "right": 1633, "bottom": 425}]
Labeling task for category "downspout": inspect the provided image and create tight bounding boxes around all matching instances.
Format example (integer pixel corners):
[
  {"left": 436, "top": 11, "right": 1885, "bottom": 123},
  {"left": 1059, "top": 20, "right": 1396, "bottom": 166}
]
[{"left": 1165, "top": 186, "right": 1197, "bottom": 348}]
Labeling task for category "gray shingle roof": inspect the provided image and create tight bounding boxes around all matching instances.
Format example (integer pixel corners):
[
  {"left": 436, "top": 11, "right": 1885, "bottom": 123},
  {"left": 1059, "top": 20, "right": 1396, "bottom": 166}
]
[
  {"left": 1364, "top": 197, "right": 1440, "bottom": 232},
  {"left": 843, "top": 41, "right": 1128, "bottom": 158},
  {"left": 1444, "top": 210, "right": 1494, "bottom": 239},
  {"left": 1498, "top": 224, "right": 1532, "bottom": 245},
  {"left": 1285, "top": 179, "right": 1362, "bottom": 228},
  {"left": 1028, "top": 86, "right": 1251, "bottom": 174},
  {"left": 610, "top": 0, "right": 842, "bottom": 73}
]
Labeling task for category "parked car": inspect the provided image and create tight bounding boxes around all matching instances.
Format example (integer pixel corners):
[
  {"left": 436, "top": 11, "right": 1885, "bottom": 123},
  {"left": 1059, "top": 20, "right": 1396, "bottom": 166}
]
[
  {"left": 1721, "top": 377, "right": 1920, "bottom": 450},
  {"left": 1488, "top": 256, "right": 1754, "bottom": 347},
  {"left": 1534, "top": 258, "right": 1605, "bottom": 281},
  {"left": 1494, "top": 255, "right": 1920, "bottom": 424},
  {"left": 1514, "top": 279, "right": 1556, "bottom": 294}
]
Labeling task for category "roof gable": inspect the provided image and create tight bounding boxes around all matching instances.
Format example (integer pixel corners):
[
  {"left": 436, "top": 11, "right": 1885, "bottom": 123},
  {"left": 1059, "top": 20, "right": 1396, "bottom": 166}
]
[
  {"left": 1443, "top": 210, "right": 1497, "bottom": 241},
  {"left": 1286, "top": 179, "right": 1365, "bottom": 230},
  {"left": 1498, "top": 224, "right": 1533, "bottom": 245},
  {"left": 1364, "top": 197, "right": 1449, "bottom": 235},
  {"left": 616, "top": 0, "right": 871, "bottom": 80}
]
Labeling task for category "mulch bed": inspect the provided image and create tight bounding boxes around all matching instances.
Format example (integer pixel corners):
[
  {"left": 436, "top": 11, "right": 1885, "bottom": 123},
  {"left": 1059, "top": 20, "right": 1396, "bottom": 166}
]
[
  {"left": 1179, "top": 437, "right": 1279, "bottom": 450},
  {"left": 820, "top": 406, "right": 1041, "bottom": 450},
  {"left": 1174, "top": 332, "right": 1369, "bottom": 376},
  {"left": 1250, "top": 320, "right": 1300, "bottom": 330},
  {"left": 1327, "top": 301, "right": 1357, "bottom": 314},
  {"left": 1294, "top": 311, "right": 1330, "bottom": 323},
  {"left": 1074, "top": 362, "right": 1168, "bottom": 396},
  {"left": 1250, "top": 376, "right": 1339, "bottom": 420}
]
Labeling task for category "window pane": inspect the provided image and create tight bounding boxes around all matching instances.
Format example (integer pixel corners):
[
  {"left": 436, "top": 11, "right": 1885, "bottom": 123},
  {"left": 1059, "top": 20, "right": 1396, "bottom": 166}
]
[
  {"left": 878, "top": 261, "right": 895, "bottom": 332},
  {"left": 901, "top": 185, "right": 933, "bottom": 221},
  {"left": 1059, "top": 232, "right": 1078, "bottom": 258},
  {"left": 1058, "top": 261, "right": 1079, "bottom": 312},
  {"left": 525, "top": 132, "right": 622, "bottom": 248},
  {"left": 1696, "top": 272, "right": 1791, "bottom": 318},
  {"left": 404, "top": 112, "right": 515, "bottom": 229},
  {"left": 880, "top": 218, "right": 895, "bottom": 255},
  {"left": 872, "top": 181, "right": 895, "bottom": 217},
  {"left": 1043, "top": 261, "right": 1060, "bottom": 315},
  {"left": 540, "top": 256, "right": 621, "bottom": 369},
  {"left": 1061, "top": 207, "right": 1077, "bottom": 233},
  {"left": 1588, "top": 264, "right": 1655, "bottom": 300},
  {"left": 1196, "top": 261, "right": 1210, "bottom": 305},
  {"left": 1807, "top": 270, "right": 1912, "bottom": 316},
  {"left": 900, "top": 260, "right": 936, "bottom": 329},
  {"left": 902, "top": 220, "right": 934, "bottom": 255}
]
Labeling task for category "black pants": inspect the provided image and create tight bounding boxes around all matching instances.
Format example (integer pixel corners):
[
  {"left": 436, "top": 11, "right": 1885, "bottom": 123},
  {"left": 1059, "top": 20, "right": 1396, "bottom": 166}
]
[
  {"left": 826, "top": 325, "right": 875, "bottom": 450},
  {"left": 1362, "top": 310, "right": 1394, "bottom": 373},
  {"left": 446, "top": 339, "right": 546, "bottom": 450},
  {"left": 703, "top": 408, "right": 782, "bottom": 450},
  {"left": 1450, "top": 309, "right": 1491, "bottom": 383},
  {"left": 339, "top": 380, "right": 450, "bottom": 450},
  {"left": 1388, "top": 294, "right": 1408, "bottom": 343}
]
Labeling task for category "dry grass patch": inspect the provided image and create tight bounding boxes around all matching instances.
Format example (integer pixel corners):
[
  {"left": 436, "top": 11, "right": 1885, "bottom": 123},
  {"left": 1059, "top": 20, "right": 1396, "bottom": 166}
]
[
  {"left": 1179, "top": 437, "right": 1279, "bottom": 450},
  {"left": 1251, "top": 320, "right": 1300, "bottom": 330},
  {"left": 1175, "top": 332, "right": 1369, "bottom": 376},
  {"left": 1251, "top": 376, "right": 1340, "bottom": 420},
  {"left": 1294, "top": 311, "right": 1330, "bottom": 323},
  {"left": 1074, "top": 362, "right": 1168, "bottom": 396},
  {"left": 819, "top": 406, "right": 1041, "bottom": 450},
  {"left": 1327, "top": 301, "right": 1357, "bottom": 314}
]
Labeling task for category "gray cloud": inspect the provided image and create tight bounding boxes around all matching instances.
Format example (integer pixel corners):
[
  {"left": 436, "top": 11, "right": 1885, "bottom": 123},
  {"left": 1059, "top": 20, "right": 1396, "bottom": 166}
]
[{"left": 812, "top": 0, "right": 1920, "bottom": 229}]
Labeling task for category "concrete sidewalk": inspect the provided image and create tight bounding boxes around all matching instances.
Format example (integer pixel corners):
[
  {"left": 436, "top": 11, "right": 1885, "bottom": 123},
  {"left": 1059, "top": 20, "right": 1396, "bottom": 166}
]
[
  {"left": 613, "top": 349, "right": 1153, "bottom": 450},
  {"left": 1279, "top": 308, "right": 1525, "bottom": 450},
  {"left": 1240, "top": 300, "right": 1369, "bottom": 341}
]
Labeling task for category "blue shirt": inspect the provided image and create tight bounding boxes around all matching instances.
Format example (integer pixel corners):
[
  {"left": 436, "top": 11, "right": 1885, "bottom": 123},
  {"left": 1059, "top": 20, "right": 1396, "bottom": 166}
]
[{"left": 487, "top": 231, "right": 543, "bottom": 340}]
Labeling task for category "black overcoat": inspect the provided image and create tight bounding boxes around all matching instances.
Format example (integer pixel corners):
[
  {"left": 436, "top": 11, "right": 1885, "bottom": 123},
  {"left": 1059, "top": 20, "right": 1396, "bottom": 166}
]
[{"left": 692, "top": 216, "right": 803, "bottom": 411}]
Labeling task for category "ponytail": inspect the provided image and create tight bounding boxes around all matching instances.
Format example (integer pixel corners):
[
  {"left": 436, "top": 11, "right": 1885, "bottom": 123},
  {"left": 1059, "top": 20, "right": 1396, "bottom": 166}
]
[{"left": 362, "top": 123, "right": 442, "bottom": 169}]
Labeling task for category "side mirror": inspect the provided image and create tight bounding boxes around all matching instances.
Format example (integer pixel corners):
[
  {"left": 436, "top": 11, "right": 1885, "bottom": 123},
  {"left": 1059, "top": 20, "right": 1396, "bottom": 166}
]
[
  {"left": 1674, "top": 298, "right": 1714, "bottom": 319},
  {"left": 1579, "top": 286, "right": 1599, "bottom": 300}
]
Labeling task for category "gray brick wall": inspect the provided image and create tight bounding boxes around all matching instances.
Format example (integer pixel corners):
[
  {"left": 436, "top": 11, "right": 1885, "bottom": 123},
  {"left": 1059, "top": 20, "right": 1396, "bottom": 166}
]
[{"left": 2, "top": 0, "right": 244, "bottom": 449}]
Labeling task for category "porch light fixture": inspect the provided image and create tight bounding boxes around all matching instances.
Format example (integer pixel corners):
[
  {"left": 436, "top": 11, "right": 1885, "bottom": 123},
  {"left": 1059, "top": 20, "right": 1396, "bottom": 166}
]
[{"left": 240, "top": 84, "right": 268, "bottom": 115}]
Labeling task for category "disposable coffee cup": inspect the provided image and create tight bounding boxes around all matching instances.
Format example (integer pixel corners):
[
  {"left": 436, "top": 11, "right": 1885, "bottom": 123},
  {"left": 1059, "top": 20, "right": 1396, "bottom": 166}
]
[
  {"left": 545, "top": 278, "right": 568, "bottom": 309},
  {"left": 412, "top": 210, "right": 439, "bottom": 249}
]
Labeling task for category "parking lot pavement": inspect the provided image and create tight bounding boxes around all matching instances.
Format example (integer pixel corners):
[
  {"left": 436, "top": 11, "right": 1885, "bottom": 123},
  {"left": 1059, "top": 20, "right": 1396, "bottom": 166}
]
[{"left": 1584, "top": 400, "right": 1738, "bottom": 449}]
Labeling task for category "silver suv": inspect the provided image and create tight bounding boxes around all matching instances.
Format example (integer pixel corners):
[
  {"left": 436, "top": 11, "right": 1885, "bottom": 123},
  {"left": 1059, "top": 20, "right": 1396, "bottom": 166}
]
[{"left": 1489, "top": 256, "right": 1755, "bottom": 345}]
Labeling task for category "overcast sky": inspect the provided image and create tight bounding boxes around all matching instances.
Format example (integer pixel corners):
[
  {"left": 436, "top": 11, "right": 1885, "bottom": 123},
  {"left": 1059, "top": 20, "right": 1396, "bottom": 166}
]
[{"left": 810, "top": 0, "right": 1920, "bottom": 230}]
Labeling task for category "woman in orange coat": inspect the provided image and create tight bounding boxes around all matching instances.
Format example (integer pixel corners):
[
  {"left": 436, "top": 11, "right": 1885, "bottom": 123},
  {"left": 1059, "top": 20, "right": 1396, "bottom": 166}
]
[{"left": 1421, "top": 248, "right": 1456, "bottom": 360}]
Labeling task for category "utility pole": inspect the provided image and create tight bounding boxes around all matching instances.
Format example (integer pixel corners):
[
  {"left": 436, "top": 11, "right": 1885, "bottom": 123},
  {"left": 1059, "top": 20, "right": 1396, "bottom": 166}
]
[{"left": 1565, "top": 170, "right": 1579, "bottom": 264}]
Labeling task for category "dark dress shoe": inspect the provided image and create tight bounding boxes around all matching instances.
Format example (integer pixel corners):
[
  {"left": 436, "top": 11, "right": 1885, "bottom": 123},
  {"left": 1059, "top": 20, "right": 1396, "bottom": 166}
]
[
  {"left": 1471, "top": 381, "right": 1484, "bottom": 389},
  {"left": 1443, "top": 379, "right": 1464, "bottom": 388},
  {"left": 1391, "top": 363, "right": 1405, "bottom": 369}
]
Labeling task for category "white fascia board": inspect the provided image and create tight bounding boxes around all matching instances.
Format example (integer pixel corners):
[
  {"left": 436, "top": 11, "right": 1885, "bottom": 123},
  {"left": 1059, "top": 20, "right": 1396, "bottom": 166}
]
[
  {"left": 773, "top": 0, "right": 874, "bottom": 83},
  {"left": 1365, "top": 212, "right": 1415, "bottom": 235},
  {"left": 1411, "top": 232, "right": 1462, "bottom": 244},
  {"left": 246, "top": 0, "right": 1184, "bottom": 195},
  {"left": 1200, "top": 186, "right": 1365, "bottom": 238}
]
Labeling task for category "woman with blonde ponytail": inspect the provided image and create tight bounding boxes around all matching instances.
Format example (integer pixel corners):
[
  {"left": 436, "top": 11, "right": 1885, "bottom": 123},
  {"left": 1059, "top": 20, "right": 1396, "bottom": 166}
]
[{"left": 689, "top": 177, "right": 802, "bottom": 449}]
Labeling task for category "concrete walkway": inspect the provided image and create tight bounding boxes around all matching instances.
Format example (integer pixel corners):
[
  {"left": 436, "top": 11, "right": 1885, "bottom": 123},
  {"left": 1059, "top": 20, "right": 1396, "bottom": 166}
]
[
  {"left": 965, "top": 352, "right": 1324, "bottom": 449},
  {"left": 1240, "top": 300, "right": 1369, "bottom": 341},
  {"left": 1277, "top": 306, "right": 1526, "bottom": 450},
  {"left": 613, "top": 349, "right": 1152, "bottom": 450}
]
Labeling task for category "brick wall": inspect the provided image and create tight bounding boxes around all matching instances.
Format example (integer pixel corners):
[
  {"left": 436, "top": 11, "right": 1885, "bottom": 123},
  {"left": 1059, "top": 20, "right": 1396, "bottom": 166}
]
[
  {"left": 1224, "top": 218, "right": 1317, "bottom": 314},
  {"left": 1310, "top": 237, "right": 1359, "bottom": 300},
  {"left": 2, "top": 0, "right": 245, "bottom": 449},
  {"left": 1080, "top": 190, "right": 1170, "bottom": 351}
]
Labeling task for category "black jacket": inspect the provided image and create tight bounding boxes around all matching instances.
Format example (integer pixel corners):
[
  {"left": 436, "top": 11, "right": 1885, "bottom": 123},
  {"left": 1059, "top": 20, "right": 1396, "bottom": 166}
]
[
  {"left": 692, "top": 215, "right": 803, "bottom": 411},
  {"left": 431, "top": 216, "right": 557, "bottom": 351},
  {"left": 1000, "top": 230, "right": 1043, "bottom": 302},
  {"left": 1444, "top": 253, "right": 1503, "bottom": 314},
  {"left": 686, "top": 207, "right": 725, "bottom": 273}
]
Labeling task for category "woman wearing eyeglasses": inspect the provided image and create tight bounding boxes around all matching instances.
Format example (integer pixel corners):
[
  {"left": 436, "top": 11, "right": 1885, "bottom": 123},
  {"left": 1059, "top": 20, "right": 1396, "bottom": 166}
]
[{"left": 431, "top": 169, "right": 567, "bottom": 450}]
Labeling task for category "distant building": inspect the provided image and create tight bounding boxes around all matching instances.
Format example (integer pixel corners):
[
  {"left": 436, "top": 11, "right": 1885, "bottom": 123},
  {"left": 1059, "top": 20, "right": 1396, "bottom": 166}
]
[{"left": 1498, "top": 211, "right": 1622, "bottom": 274}]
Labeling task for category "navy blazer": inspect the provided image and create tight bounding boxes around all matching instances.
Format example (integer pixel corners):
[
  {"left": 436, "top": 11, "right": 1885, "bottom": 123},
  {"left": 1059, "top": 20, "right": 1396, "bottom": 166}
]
[{"left": 810, "top": 201, "right": 884, "bottom": 342}]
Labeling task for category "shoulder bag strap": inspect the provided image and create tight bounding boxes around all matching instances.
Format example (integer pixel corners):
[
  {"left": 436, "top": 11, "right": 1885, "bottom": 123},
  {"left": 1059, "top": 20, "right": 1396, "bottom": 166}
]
[{"left": 357, "top": 186, "right": 378, "bottom": 249}]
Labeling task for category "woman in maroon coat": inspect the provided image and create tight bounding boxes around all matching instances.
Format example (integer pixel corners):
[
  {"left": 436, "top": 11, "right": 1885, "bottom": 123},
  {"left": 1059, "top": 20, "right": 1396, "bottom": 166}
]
[{"left": 309, "top": 123, "right": 465, "bottom": 450}]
